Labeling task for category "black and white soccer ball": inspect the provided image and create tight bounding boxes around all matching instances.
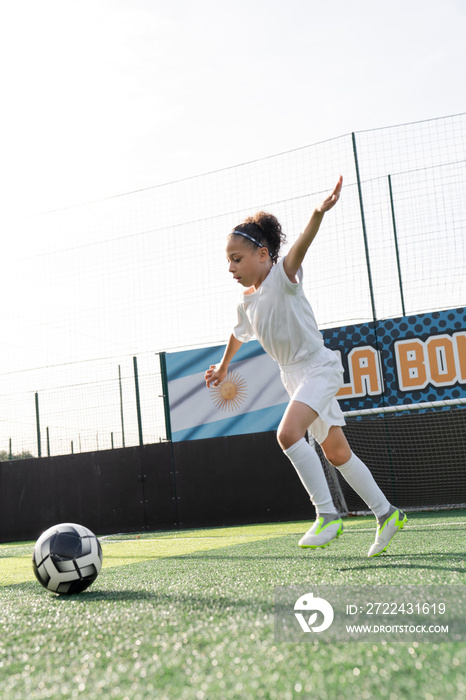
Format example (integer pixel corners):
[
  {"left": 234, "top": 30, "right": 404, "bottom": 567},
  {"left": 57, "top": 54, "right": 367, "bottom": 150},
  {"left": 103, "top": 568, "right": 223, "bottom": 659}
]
[{"left": 32, "top": 523, "right": 103, "bottom": 595}]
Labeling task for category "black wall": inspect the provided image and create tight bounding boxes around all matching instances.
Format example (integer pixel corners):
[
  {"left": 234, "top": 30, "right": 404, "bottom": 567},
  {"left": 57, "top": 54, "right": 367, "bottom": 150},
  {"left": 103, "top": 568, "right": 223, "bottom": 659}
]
[
  {"left": 173, "top": 432, "right": 312, "bottom": 529},
  {"left": 0, "top": 443, "right": 175, "bottom": 542},
  {"left": 0, "top": 432, "right": 313, "bottom": 543},
  {"left": 2, "top": 409, "right": 464, "bottom": 544}
]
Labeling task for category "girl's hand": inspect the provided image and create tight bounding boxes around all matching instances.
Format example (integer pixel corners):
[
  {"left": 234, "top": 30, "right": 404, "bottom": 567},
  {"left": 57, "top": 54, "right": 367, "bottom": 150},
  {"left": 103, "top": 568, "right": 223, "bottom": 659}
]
[
  {"left": 205, "top": 364, "right": 227, "bottom": 388},
  {"left": 316, "top": 175, "right": 343, "bottom": 213},
  {"left": 284, "top": 176, "right": 343, "bottom": 281}
]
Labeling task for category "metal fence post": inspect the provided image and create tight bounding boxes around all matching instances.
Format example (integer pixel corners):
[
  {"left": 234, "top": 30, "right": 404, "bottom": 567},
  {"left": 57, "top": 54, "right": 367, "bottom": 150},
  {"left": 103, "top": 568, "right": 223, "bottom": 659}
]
[
  {"left": 118, "top": 364, "right": 126, "bottom": 448},
  {"left": 133, "top": 356, "right": 144, "bottom": 447},
  {"left": 351, "top": 132, "right": 377, "bottom": 322},
  {"left": 158, "top": 352, "right": 172, "bottom": 442},
  {"left": 388, "top": 174, "right": 407, "bottom": 317},
  {"left": 35, "top": 392, "right": 41, "bottom": 458}
]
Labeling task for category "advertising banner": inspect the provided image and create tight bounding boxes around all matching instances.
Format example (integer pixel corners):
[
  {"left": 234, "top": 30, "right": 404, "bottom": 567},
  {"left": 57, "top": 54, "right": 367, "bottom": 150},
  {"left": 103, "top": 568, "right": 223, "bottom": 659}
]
[{"left": 165, "top": 307, "right": 466, "bottom": 441}]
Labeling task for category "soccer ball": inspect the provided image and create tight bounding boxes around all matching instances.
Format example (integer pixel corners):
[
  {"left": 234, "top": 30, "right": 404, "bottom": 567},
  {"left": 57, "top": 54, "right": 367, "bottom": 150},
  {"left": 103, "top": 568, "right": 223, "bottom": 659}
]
[{"left": 32, "top": 523, "right": 103, "bottom": 595}]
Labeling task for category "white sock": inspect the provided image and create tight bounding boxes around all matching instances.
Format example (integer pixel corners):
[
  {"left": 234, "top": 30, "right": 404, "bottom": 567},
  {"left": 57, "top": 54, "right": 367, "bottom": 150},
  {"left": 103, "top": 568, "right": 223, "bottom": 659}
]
[
  {"left": 335, "top": 452, "right": 390, "bottom": 519},
  {"left": 284, "top": 438, "right": 336, "bottom": 515}
]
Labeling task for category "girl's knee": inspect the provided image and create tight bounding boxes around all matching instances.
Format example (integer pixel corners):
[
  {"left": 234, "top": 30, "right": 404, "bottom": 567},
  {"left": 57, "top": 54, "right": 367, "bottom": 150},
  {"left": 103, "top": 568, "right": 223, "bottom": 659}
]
[
  {"left": 277, "top": 425, "right": 301, "bottom": 451},
  {"left": 277, "top": 402, "right": 317, "bottom": 451},
  {"left": 324, "top": 446, "right": 349, "bottom": 467},
  {"left": 321, "top": 428, "right": 352, "bottom": 466}
]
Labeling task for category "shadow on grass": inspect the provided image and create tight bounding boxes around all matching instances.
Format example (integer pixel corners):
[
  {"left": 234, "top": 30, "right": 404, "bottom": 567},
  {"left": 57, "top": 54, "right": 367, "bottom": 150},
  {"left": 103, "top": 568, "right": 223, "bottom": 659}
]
[
  {"left": 1, "top": 580, "right": 273, "bottom": 613},
  {"left": 26, "top": 587, "right": 275, "bottom": 613},
  {"left": 338, "top": 552, "right": 466, "bottom": 572}
]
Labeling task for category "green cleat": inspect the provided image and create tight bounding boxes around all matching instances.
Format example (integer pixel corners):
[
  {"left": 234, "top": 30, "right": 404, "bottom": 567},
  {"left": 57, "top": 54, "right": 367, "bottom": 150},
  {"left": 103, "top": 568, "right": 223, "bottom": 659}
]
[
  {"left": 368, "top": 508, "right": 407, "bottom": 557},
  {"left": 299, "top": 515, "right": 343, "bottom": 549}
]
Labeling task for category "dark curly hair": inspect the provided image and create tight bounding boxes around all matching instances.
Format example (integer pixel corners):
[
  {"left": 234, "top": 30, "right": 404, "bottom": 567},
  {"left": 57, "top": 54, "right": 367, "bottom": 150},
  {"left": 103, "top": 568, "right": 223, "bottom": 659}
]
[{"left": 229, "top": 211, "right": 286, "bottom": 265}]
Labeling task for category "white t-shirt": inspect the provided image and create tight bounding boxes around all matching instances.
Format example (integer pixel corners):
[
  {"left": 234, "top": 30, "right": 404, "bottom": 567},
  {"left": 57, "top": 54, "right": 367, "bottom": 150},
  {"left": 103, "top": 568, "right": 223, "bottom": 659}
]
[{"left": 233, "top": 257, "right": 323, "bottom": 367}]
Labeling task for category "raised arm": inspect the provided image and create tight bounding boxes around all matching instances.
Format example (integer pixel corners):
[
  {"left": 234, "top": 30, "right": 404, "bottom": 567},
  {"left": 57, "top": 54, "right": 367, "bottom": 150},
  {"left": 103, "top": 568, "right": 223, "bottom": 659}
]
[
  {"left": 205, "top": 333, "right": 243, "bottom": 387},
  {"left": 284, "top": 176, "right": 343, "bottom": 282}
]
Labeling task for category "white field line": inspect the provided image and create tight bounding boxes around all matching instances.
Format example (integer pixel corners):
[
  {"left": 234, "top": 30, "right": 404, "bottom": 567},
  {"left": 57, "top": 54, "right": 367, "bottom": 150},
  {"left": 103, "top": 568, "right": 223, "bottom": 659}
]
[
  {"left": 100, "top": 520, "right": 466, "bottom": 541},
  {"left": 344, "top": 521, "right": 466, "bottom": 533}
]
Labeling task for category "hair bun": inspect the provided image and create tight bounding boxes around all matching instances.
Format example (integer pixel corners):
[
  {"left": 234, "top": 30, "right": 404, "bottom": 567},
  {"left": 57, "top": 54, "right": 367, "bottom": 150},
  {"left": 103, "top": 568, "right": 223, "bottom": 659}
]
[
  {"left": 252, "top": 212, "right": 275, "bottom": 234},
  {"left": 232, "top": 211, "right": 286, "bottom": 265}
]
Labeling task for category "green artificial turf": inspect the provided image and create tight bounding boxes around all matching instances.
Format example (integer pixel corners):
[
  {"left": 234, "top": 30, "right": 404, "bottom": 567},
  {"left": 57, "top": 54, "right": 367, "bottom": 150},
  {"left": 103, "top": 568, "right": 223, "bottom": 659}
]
[{"left": 0, "top": 511, "right": 465, "bottom": 700}]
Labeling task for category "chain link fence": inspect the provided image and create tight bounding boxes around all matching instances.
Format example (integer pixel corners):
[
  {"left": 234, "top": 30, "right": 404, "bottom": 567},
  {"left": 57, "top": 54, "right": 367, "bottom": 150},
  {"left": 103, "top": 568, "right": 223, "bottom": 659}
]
[{"left": 1, "top": 113, "right": 465, "bottom": 457}]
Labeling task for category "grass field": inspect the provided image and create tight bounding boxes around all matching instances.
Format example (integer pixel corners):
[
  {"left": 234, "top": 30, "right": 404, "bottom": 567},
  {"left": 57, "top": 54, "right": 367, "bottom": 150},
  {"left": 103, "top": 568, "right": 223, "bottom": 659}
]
[{"left": 1, "top": 510, "right": 465, "bottom": 700}]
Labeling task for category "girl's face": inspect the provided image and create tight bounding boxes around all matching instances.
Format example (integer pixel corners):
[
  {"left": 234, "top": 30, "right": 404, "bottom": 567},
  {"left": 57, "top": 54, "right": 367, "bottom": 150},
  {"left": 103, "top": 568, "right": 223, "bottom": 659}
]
[{"left": 226, "top": 236, "right": 271, "bottom": 290}]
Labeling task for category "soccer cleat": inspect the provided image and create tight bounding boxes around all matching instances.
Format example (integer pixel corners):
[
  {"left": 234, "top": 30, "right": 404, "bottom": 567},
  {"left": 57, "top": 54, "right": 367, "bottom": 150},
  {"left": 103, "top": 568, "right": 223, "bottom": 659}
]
[
  {"left": 368, "top": 508, "right": 407, "bottom": 557},
  {"left": 299, "top": 515, "right": 343, "bottom": 549}
]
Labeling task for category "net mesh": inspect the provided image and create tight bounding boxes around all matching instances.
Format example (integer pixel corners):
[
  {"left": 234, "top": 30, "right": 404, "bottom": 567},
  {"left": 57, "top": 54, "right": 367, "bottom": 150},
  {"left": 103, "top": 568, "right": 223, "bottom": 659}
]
[{"left": 318, "top": 408, "right": 466, "bottom": 513}]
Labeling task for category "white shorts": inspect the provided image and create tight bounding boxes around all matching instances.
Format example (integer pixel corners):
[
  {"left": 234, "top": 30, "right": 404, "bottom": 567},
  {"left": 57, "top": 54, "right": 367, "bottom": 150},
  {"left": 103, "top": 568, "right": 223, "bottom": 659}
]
[{"left": 279, "top": 346, "right": 346, "bottom": 445}]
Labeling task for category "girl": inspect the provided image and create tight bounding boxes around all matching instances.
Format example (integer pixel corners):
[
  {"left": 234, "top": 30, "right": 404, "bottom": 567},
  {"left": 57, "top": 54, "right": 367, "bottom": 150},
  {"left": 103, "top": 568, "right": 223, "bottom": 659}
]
[{"left": 205, "top": 177, "right": 407, "bottom": 556}]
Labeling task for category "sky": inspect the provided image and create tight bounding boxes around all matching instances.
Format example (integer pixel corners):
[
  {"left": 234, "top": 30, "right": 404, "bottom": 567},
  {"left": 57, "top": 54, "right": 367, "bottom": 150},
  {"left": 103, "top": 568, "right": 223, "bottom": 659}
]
[{"left": 1, "top": 0, "right": 465, "bottom": 223}]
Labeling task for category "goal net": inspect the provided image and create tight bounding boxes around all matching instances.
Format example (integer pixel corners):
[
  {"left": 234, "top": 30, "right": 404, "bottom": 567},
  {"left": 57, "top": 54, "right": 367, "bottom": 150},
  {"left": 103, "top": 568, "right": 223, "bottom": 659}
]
[{"left": 317, "top": 401, "right": 466, "bottom": 514}]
